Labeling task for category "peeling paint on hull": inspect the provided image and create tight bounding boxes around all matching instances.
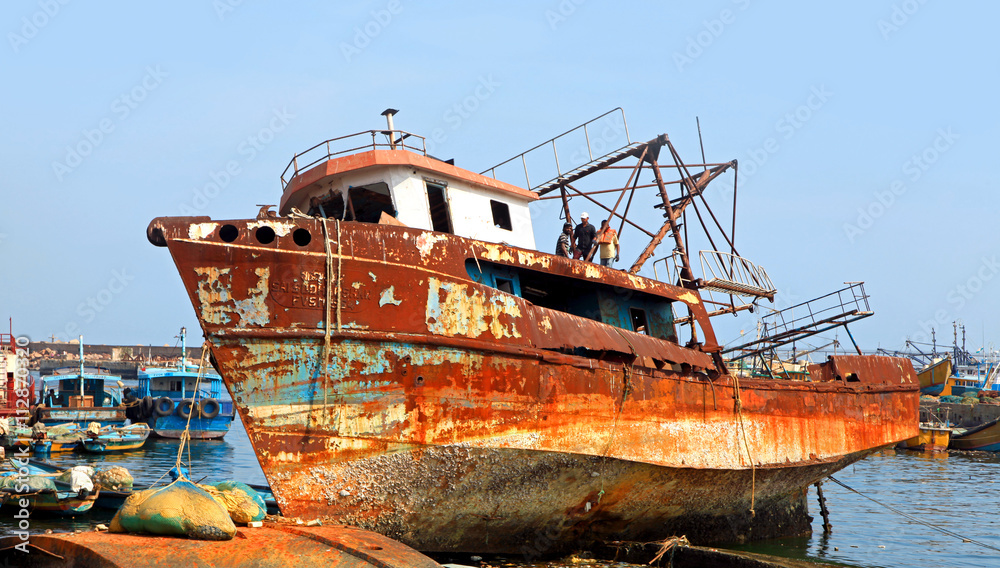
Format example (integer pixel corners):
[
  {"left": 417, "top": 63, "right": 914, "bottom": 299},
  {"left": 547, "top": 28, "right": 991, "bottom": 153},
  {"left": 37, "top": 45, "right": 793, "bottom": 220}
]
[{"left": 148, "top": 215, "right": 920, "bottom": 553}]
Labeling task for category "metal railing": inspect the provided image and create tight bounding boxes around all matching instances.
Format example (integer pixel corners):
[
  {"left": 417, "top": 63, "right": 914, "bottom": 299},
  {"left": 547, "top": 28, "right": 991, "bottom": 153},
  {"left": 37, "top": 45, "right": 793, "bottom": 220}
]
[
  {"left": 480, "top": 108, "right": 632, "bottom": 191},
  {"left": 652, "top": 250, "right": 775, "bottom": 299},
  {"left": 652, "top": 252, "right": 690, "bottom": 287},
  {"left": 699, "top": 251, "right": 776, "bottom": 299},
  {"left": 280, "top": 130, "right": 427, "bottom": 188},
  {"left": 724, "top": 282, "right": 873, "bottom": 359}
]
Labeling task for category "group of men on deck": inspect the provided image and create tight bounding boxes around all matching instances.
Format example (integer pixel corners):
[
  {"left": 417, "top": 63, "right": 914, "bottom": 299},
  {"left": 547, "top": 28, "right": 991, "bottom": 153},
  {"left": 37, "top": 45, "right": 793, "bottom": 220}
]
[{"left": 555, "top": 212, "right": 619, "bottom": 267}]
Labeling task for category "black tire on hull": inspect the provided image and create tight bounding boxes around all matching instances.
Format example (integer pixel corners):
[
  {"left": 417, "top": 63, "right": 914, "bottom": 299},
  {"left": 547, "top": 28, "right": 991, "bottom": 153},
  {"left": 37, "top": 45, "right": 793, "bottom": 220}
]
[
  {"left": 176, "top": 400, "right": 195, "bottom": 420},
  {"left": 199, "top": 398, "right": 220, "bottom": 419},
  {"left": 154, "top": 397, "right": 174, "bottom": 417}
]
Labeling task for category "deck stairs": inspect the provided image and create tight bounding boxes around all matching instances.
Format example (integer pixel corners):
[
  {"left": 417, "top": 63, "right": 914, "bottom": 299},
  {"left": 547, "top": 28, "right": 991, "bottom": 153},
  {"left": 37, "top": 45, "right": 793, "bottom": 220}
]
[
  {"left": 724, "top": 282, "right": 873, "bottom": 361},
  {"left": 481, "top": 108, "right": 644, "bottom": 195}
]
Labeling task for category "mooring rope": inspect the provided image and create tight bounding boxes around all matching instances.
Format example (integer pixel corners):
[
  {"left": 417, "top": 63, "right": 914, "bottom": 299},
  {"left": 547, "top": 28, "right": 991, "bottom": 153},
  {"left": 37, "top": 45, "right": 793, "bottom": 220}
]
[
  {"left": 731, "top": 373, "right": 756, "bottom": 517},
  {"left": 173, "top": 341, "right": 210, "bottom": 474},
  {"left": 827, "top": 476, "right": 1000, "bottom": 552},
  {"left": 335, "top": 220, "right": 343, "bottom": 333},
  {"left": 322, "top": 219, "right": 332, "bottom": 412}
]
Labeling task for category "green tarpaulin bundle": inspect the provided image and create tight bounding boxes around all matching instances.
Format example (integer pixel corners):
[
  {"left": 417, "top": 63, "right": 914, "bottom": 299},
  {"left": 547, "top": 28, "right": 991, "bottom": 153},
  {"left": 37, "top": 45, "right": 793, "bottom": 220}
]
[
  {"left": 110, "top": 478, "right": 236, "bottom": 540},
  {"left": 199, "top": 480, "right": 267, "bottom": 524}
]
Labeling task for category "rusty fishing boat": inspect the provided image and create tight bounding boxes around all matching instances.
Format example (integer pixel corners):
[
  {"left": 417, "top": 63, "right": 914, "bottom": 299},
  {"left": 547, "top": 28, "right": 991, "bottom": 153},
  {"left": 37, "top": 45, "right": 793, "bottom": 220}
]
[{"left": 147, "top": 109, "right": 919, "bottom": 554}]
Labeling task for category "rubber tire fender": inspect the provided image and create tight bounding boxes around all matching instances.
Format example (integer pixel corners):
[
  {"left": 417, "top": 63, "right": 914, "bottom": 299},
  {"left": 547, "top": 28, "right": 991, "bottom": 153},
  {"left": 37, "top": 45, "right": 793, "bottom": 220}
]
[
  {"left": 154, "top": 397, "right": 175, "bottom": 417},
  {"left": 176, "top": 399, "right": 195, "bottom": 420},
  {"left": 199, "top": 398, "right": 221, "bottom": 419},
  {"left": 140, "top": 396, "right": 155, "bottom": 417}
]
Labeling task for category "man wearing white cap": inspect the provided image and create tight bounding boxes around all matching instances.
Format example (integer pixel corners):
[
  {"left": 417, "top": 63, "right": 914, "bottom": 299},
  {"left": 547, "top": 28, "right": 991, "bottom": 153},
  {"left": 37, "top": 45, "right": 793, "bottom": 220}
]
[{"left": 573, "top": 212, "right": 597, "bottom": 261}]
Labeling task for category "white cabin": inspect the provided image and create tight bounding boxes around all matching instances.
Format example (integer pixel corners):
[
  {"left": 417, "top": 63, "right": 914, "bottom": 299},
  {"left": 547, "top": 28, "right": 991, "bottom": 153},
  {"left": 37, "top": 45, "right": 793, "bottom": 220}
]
[{"left": 278, "top": 139, "right": 538, "bottom": 249}]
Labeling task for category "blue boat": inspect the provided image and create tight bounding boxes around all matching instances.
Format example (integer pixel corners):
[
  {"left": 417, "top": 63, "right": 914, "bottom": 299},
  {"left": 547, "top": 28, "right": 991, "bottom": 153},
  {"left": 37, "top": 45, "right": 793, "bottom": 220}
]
[
  {"left": 136, "top": 327, "right": 235, "bottom": 439},
  {"left": 33, "top": 337, "right": 128, "bottom": 427}
]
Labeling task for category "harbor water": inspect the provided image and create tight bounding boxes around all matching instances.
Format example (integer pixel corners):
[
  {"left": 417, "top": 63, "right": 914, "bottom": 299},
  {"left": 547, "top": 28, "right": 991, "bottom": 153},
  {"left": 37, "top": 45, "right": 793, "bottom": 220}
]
[{"left": 2, "top": 427, "right": 997, "bottom": 568}]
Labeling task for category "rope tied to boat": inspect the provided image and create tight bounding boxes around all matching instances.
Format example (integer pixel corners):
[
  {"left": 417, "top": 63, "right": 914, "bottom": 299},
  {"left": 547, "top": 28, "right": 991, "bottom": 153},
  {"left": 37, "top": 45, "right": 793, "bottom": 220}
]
[
  {"left": 731, "top": 373, "right": 756, "bottom": 518},
  {"left": 173, "top": 341, "right": 210, "bottom": 476},
  {"left": 321, "top": 219, "right": 332, "bottom": 413}
]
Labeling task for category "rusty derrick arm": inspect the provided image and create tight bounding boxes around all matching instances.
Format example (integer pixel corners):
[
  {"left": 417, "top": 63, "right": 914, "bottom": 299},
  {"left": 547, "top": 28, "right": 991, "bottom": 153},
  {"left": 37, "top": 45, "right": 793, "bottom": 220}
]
[{"left": 658, "top": 160, "right": 737, "bottom": 221}]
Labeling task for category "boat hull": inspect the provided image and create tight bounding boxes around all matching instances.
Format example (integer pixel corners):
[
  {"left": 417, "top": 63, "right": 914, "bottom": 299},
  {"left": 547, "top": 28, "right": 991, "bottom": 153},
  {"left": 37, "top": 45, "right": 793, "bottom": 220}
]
[
  {"left": 146, "top": 413, "right": 234, "bottom": 439},
  {"left": 36, "top": 407, "right": 126, "bottom": 426},
  {"left": 1, "top": 490, "right": 98, "bottom": 515},
  {"left": 949, "top": 419, "right": 1000, "bottom": 452},
  {"left": 897, "top": 426, "right": 950, "bottom": 452},
  {"left": 917, "top": 359, "right": 951, "bottom": 396},
  {"left": 153, "top": 216, "right": 920, "bottom": 552},
  {"left": 218, "top": 336, "right": 916, "bottom": 552},
  {"left": 80, "top": 438, "right": 147, "bottom": 453}
]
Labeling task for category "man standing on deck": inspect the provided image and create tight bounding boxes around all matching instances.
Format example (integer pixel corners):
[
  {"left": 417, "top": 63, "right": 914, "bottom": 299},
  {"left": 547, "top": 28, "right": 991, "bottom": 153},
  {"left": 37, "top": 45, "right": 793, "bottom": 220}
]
[
  {"left": 555, "top": 223, "right": 573, "bottom": 257},
  {"left": 573, "top": 212, "right": 596, "bottom": 261},
  {"left": 596, "top": 219, "right": 620, "bottom": 267}
]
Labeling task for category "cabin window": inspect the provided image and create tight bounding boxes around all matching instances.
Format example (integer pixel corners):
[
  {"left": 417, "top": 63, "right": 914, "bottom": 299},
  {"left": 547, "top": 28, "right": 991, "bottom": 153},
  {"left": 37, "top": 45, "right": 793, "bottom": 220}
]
[
  {"left": 348, "top": 182, "right": 395, "bottom": 223},
  {"left": 426, "top": 182, "right": 453, "bottom": 233},
  {"left": 490, "top": 200, "right": 512, "bottom": 231},
  {"left": 495, "top": 277, "right": 515, "bottom": 294},
  {"left": 308, "top": 189, "right": 346, "bottom": 219},
  {"left": 630, "top": 308, "right": 649, "bottom": 335}
]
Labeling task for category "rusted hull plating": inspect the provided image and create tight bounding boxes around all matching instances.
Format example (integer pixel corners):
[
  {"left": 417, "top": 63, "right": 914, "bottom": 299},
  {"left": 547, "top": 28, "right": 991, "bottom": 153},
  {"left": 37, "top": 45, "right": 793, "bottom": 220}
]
[{"left": 148, "top": 216, "right": 920, "bottom": 552}]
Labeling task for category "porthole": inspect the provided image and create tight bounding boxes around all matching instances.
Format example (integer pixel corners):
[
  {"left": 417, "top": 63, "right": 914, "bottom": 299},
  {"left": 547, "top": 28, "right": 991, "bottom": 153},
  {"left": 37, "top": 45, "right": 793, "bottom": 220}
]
[
  {"left": 219, "top": 224, "right": 239, "bottom": 242},
  {"left": 255, "top": 226, "right": 276, "bottom": 244},
  {"left": 293, "top": 228, "right": 312, "bottom": 246}
]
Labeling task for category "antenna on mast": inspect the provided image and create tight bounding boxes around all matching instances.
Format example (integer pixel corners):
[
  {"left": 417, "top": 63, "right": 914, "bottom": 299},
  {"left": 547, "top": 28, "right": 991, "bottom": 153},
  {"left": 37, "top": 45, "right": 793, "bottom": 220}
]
[{"left": 696, "top": 116, "right": 707, "bottom": 172}]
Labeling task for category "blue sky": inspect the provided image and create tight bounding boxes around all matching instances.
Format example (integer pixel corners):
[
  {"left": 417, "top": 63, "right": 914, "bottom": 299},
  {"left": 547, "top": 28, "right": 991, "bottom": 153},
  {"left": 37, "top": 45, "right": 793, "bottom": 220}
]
[{"left": 2, "top": 1, "right": 997, "bottom": 354}]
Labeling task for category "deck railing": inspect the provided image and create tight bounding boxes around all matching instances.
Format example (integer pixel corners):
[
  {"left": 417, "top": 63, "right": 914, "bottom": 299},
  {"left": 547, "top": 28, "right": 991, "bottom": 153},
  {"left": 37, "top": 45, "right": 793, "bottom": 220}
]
[
  {"left": 480, "top": 108, "right": 632, "bottom": 191},
  {"left": 280, "top": 130, "right": 427, "bottom": 188},
  {"left": 725, "top": 282, "right": 873, "bottom": 360}
]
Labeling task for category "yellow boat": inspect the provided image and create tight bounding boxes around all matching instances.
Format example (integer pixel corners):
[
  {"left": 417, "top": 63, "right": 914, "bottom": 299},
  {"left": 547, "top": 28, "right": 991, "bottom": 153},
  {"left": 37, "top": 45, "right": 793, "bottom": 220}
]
[
  {"left": 918, "top": 357, "right": 952, "bottom": 396},
  {"left": 898, "top": 424, "right": 951, "bottom": 452}
]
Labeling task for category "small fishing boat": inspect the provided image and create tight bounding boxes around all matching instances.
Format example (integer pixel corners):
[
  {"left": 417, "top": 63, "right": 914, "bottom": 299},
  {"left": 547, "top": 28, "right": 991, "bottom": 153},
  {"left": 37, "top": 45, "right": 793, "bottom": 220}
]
[
  {"left": 949, "top": 417, "right": 1000, "bottom": 452},
  {"left": 14, "top": 488, "right": 99, "bottom": 515},
  {"left": 0, "top": 471, "right": 99, "bottom": 516},
  {"left": 136, "top": 327, "right": 236, "bottom": 439},
  {"left": 33, "top": 338, "right": 129, "bottom": 426},
  {"left": 79, "top": 424, "right": 150, "bottom": 453},
  {"left": 917, "top": 357, "right": 952, "bottom": 396},
  {"left": 898, "top": 424, "right": 951, "bottom": 452},
  {"left": 26, "top": 459, "right": 280, "bottom": 513},
  {"left": 897, "top": 408, "right": 951, "bottom": 452},
  {"left": 6, "top": 423, "right": 84, "bottom": 454}
]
